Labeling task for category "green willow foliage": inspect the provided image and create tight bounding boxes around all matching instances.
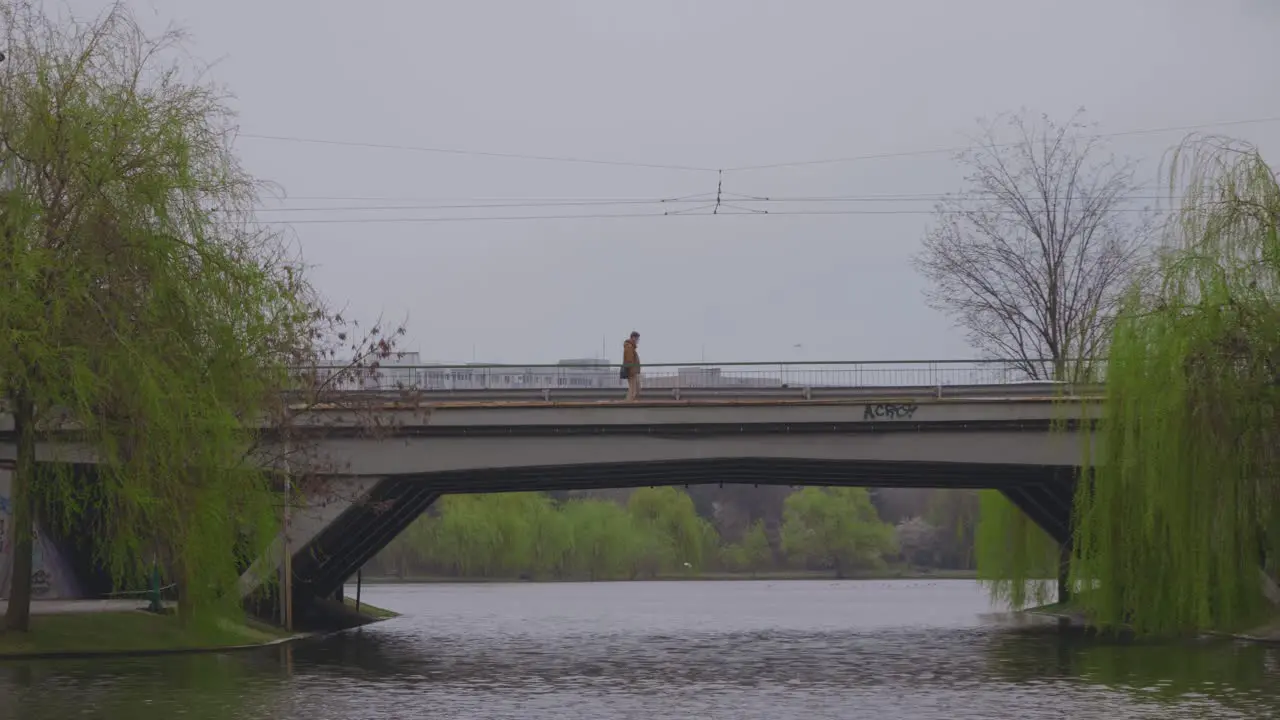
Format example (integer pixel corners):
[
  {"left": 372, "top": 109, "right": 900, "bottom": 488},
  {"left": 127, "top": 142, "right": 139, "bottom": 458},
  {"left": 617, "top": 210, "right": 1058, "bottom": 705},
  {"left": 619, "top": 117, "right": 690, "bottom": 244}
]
[
  {"left": 974, "top": 491, "right": 1057, "bottom": 608},
  {"left": 1071, "top": 137, "right": 1280, "bottom": 636},
  {"left": 0, "top": 4, "right": 320, "bottom": 626}
]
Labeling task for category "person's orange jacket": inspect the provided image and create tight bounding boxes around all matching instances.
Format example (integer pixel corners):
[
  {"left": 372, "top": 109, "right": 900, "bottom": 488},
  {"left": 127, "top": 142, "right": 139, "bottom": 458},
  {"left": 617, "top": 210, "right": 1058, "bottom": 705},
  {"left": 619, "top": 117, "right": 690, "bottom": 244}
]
[{"left": 623, "top": 339, "right": 640, "bottom": 372}]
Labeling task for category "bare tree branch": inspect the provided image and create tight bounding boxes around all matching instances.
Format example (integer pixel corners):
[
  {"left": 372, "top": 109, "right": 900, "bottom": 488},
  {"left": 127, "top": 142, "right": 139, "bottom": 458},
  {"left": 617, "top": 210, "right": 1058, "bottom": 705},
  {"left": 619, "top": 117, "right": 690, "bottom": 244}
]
[{"left": 913, "top": 109, "right": 1153, "bottom": 382}]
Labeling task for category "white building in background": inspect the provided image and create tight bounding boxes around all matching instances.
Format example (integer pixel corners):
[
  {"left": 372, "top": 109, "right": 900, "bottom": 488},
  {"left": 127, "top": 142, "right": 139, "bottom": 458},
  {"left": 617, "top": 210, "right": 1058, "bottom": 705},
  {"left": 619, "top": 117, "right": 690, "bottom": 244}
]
[
  {"left": 416, "top": 357, "right": 621, "bottom": 390},
  {"left": 339, "top": 353, "right": 784, "bottom": 391},
  {"left": 643, "top": 365, "right": 782, "bottom": 389},
  {"left": 348, "top": 354, "right": 621, "bottom": 391}
]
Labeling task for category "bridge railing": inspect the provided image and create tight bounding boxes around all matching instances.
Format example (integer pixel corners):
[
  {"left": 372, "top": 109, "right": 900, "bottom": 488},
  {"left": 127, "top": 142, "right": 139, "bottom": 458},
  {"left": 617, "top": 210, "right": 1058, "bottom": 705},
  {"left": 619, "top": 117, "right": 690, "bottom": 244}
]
[{"left": 307, "top": 359, "right": 1086, "bottom": 393}]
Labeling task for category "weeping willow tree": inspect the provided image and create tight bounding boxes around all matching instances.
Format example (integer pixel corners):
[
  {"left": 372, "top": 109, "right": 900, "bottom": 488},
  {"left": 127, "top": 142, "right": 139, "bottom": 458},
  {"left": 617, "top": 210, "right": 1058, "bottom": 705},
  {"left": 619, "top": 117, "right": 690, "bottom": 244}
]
[
  {"left": 1069, "top": 136, "right": 1280, "bottom": 636},
  {"left": 0, "top": 3, "right": 331, "bottom": 631}
]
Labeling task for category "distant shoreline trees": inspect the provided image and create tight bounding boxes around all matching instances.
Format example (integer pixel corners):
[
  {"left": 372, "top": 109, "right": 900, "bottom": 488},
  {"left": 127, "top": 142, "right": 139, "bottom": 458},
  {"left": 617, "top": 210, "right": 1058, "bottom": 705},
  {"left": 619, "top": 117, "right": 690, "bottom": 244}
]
[{"left": 366, "top": 486, "right": 972, "bottom": 581}]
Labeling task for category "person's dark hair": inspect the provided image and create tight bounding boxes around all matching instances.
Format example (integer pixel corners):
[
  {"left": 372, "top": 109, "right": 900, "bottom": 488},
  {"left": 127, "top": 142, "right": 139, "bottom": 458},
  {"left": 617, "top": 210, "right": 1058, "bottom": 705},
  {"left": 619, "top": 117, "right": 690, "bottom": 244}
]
[{"left": 630, "top": 331, "right": 640, "bottom": 338}]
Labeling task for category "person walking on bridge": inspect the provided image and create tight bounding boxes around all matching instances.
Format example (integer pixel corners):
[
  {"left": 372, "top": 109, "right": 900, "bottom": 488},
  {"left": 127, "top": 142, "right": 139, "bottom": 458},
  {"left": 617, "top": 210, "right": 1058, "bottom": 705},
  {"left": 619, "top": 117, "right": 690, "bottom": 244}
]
[{"left": 621, "top": 331, "right": 641, "bottom": 401}]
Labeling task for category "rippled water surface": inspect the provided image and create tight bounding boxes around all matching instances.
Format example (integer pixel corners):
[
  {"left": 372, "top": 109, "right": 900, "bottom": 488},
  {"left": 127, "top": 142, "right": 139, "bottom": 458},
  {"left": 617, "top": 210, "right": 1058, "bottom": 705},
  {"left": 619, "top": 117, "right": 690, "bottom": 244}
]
[{"left": 4, "top": 580, "right": 1280, "bottom": 719}]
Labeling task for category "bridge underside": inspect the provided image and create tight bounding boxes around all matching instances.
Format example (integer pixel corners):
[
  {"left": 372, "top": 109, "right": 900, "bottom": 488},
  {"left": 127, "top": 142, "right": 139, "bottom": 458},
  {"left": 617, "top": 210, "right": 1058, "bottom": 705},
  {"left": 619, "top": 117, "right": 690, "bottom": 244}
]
[{"left": 283, "top": 457, "right": 1077, "bottom": 616}]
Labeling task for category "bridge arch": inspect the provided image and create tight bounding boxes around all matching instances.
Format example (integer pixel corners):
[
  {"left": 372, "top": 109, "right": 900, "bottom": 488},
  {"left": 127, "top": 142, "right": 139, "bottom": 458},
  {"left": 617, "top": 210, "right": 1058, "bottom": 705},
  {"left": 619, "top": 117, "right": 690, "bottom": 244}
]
[{"left": 287, "top": 456, "right": 1078, "bottom": 612}]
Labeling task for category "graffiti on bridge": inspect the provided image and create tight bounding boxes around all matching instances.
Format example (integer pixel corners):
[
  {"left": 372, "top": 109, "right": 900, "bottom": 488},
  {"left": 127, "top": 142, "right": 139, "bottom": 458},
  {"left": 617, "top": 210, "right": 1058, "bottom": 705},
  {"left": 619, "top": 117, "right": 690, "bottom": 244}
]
[{"left": 863, "top": 403, "right": 919, "bottom": 421}]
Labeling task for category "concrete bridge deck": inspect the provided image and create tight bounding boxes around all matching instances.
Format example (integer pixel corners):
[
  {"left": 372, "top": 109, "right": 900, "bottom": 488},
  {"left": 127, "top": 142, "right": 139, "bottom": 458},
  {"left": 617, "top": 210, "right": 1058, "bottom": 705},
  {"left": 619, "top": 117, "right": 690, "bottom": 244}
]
[
  {"left": 279, "top": 390, "right": 1101, "bottom": 475},
  {"left": 2, "top": 384, "right": 1103, "bottom": 470}
]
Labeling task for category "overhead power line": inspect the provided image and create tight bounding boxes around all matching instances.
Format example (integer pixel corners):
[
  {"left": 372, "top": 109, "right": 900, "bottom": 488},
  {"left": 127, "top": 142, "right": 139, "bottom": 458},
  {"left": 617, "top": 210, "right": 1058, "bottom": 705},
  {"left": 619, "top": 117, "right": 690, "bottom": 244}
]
[
  {"left": 263, "top": 183, "right": 1170, "bottom": 204},
  {"left": 721, "top": 116, "right": 1280, "bottom": 172},
  {"left": 237, "top": 114, "right": 1280, "bottom": 177},
  {"left": 264, "top": 211, "right": 670, "bottom": 224},
  {"left": 253, "top": 192, "right": 1183, "bottom": 215},
  {"left": 236, "top": 132, "right": 717, "bottom": 173},
  {"left": 262, "top": 206, "right": 1167, "bottom": 225},
  {"left": 257, "top": 198, "right": 706, "bottom": 213},
  {"left": 265, "top": 194, "right": 694, "bottom": 203}
]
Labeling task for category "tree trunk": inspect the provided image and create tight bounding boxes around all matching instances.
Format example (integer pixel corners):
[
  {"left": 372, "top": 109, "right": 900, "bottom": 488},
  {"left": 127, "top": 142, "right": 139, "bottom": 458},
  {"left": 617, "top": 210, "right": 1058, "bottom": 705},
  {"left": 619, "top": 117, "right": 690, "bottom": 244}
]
[
  {"left": 1057, "top": 541, "right": 1072, "bottom": 605},
  {"left": 4, "top": 392, "right": 36, "bottom": 632},
  {"left": 176, "top": 557, "right": 193, "bottom": 626}
]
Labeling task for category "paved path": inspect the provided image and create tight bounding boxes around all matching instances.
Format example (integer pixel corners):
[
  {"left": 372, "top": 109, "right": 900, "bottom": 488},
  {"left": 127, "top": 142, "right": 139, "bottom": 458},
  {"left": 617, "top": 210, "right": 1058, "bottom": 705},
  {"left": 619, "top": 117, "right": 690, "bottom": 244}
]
[{"left": 0, "top": 599, "right": 151, "bottom": 615}]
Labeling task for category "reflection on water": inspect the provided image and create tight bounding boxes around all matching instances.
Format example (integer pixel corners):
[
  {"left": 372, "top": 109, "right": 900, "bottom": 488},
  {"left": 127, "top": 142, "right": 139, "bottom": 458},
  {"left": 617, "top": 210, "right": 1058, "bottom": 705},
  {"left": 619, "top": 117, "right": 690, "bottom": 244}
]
[{"left": 3, "top": 580, "right": 1279, "bottom": 719}]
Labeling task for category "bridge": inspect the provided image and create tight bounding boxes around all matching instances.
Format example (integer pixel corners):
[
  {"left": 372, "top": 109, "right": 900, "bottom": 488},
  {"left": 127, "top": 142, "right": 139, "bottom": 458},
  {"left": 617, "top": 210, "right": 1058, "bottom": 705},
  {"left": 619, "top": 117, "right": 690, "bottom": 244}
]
[
  {"left": 0, "top": 360, "right": 1104, "bottom": 619},
  {"left": 256, "top": 360, "right": 1103, "bottom": 620}
]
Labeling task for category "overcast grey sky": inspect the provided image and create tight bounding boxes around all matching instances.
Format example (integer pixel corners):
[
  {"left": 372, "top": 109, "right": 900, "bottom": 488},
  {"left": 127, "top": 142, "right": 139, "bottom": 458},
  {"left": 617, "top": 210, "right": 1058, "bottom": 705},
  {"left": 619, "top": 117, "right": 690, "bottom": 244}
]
[{"left": 65, "top": 0, "right": 1280, "bottom": 364}]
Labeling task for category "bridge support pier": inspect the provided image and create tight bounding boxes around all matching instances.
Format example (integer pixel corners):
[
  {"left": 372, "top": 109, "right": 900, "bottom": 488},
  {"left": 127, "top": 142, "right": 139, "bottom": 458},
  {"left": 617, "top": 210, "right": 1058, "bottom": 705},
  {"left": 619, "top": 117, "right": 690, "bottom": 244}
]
[
  {"left": 287, "top": 479, "right": 442, "bottom": 616},
  {"left": 997, "top": 478, "right": 1075, "bottom": 606}
]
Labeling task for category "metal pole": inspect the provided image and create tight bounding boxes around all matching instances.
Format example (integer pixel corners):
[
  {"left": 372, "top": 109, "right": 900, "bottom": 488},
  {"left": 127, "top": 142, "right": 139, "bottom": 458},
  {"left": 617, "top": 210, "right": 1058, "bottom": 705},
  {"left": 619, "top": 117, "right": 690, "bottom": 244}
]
[
  {"left": 282, "top": 476, "right": 293, "bottom": 630},
  {"left": 355, "top": 568, "right": 362, "bottom": 613},
  {"left": 280, "top": 426, "right": 293, "bottom": 631},
  {"left": 147, "top": 560, "right": 162, "bottom": 613}
]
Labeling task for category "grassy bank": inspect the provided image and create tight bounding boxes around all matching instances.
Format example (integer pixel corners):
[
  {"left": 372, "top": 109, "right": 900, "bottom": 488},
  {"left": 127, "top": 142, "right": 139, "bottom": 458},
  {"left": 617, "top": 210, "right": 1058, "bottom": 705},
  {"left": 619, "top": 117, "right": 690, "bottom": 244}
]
[
  {"left": 0, "top": 611, "right": 292, "bottom": 658},
  {"left": 357, "top": 568, "right": 978, "bottom": 584},
  {"left": 1024, "top": 596, "right": 1280, "bottom": 644},
  {"left": 1023, "top": 599, "right": 1097, "bottom": 633},
  {"left": 342, "top": 596, "right": 399, "bottom": 619}
]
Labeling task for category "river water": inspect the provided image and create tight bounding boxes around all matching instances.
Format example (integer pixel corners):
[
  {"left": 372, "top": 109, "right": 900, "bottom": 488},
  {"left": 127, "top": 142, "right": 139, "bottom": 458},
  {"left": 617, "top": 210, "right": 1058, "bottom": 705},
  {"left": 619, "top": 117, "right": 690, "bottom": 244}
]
[{"left": 3, "top": 580, "right": 1279, "bottom": 719}]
